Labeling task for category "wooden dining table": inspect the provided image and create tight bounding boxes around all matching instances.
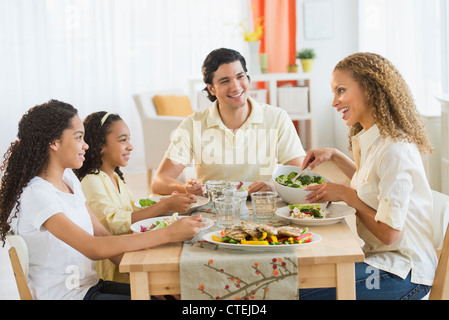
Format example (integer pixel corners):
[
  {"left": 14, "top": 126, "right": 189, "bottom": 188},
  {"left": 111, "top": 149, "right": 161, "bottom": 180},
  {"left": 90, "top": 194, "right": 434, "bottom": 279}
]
[
  {"left": 120, "top": 208, "right": 364, "bottom": 300},
  {"left": 119, "top": 162, "right": 365, "bottom": 300}
]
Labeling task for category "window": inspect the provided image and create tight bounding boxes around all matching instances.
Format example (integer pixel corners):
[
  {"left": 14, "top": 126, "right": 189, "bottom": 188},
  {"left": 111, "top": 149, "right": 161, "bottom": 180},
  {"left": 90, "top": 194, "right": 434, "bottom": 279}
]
[
  {"left": 359, "top": 0, "right": 447, "bottom": 114},
  {"left": 0, "top": 0, "right": 251, "bottom": 172},
  {"left": 442, "top": 0, "right": 449, "bottom": 93}
]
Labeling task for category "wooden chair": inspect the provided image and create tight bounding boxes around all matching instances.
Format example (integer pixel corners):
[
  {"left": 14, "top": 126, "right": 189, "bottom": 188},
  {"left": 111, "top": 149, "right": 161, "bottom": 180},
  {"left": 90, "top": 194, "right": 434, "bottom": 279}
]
[
  {"left": 429, "top": 223, "right": 449, "bottom": 299},
  {"left": 429, "top": 190, "right": 449, "bottom": 300},
  {"left": 6, "top": 234, "right": 33, "bottom": 300}
]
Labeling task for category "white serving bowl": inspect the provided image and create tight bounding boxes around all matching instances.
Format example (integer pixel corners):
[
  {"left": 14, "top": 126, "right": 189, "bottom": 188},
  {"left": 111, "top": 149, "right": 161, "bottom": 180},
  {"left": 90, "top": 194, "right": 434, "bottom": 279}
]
[{"left": 272, "top": 165, "right": 331, "bottom": 205}]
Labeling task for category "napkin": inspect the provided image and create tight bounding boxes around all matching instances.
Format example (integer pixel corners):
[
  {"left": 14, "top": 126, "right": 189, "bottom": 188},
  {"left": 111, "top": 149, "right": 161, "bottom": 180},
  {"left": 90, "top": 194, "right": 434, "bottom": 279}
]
[{"left": 180, "top": 229, "right": 299, "bottom": 300}]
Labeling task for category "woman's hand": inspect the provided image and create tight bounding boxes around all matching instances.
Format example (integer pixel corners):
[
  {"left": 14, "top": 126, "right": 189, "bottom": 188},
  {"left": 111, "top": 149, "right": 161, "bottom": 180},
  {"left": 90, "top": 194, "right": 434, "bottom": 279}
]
[
  {"left": 304, "top": 182, "right": 356, "bottom": 204},
  {"left": 247, "top": 181, "right": 275, "bottom": 195},
  {"left": 166, "top": 214, "right": 205, "bottom": 242},
  {"left": 184, "top": 179, "right": 204, "bottom": 196},
  {"left": 163, "top": 193, "right": 197, "bottom": 213},
  {"left": 302, "top": 148, "right": 337, "bottom": 170}
]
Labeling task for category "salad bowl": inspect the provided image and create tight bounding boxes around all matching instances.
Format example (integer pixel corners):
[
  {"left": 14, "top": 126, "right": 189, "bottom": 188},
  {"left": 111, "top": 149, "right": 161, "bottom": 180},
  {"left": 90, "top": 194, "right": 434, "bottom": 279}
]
[{"left": 272, "top": 165, "right": 330, "bottom": 205}]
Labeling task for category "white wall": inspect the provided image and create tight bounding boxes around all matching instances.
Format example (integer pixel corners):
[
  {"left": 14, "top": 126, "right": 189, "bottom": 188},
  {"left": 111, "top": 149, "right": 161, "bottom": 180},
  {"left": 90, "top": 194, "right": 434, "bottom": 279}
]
[{"left": 296, "top": 0, "right": 359, "bottom": 155}]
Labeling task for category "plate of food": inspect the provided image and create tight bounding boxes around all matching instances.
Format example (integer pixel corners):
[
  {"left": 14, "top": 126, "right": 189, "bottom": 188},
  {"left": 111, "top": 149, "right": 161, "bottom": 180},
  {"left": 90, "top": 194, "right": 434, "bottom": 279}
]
[
  {"left": 135, "top": 195, "right": 210, "bottom": 214},
  {"left": 130, "top": 213, "right": 214, "bottom": 233},
  {"left": 275, "top": 203, "right": 356, "bottom": 226},
  {"left": 202, "top": 221, "right": 321, "bottom": 251}
]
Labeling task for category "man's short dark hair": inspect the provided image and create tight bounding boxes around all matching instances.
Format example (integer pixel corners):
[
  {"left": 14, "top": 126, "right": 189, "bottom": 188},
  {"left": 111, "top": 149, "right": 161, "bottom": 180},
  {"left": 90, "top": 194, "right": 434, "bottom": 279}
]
[{"left": 201, "top": 48, "right": 250, "bottom": 102}]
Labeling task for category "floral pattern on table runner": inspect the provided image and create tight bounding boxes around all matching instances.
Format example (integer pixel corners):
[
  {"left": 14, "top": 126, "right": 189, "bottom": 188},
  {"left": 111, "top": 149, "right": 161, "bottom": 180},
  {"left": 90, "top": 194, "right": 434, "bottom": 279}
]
[{"left": 180, "top": 238, "right": 299, "bottom": 300}]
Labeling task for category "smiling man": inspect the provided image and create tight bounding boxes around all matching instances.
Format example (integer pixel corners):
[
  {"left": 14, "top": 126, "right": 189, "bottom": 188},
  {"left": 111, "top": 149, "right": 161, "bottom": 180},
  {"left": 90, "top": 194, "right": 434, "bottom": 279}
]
[{"left": 151, "top": 48, "right": 306, "bottom": 195}]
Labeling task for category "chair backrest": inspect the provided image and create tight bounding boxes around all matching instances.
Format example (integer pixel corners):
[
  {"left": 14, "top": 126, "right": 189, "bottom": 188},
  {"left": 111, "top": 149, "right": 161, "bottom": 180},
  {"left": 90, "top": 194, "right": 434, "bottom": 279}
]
[
  {"left": 132, "top": 91, "right": 190, "bottom": 187},
  {"left": 431, "top": 190, "right": 449, "bottom": 250},
  {"left": 133, "top": 90, "right": 186, "bottom": 118},
  {"left": 6, "top": 235, "right": 33, "bottom": 300}
]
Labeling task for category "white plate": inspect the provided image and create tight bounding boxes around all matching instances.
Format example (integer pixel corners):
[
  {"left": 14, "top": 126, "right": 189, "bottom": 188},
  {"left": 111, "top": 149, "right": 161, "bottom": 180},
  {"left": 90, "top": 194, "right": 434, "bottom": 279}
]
[
  {"left": 202, "top": 230, "right": 321, "bottom": 251},
  {"left": 131, "top": 215, "right": 214, "bottom": 233},
  {"left": 275, "top": 203, "right": 356, "bottom": 226},
  {"left": 135, "top": 196, "right": 210, "bottom": 214}
]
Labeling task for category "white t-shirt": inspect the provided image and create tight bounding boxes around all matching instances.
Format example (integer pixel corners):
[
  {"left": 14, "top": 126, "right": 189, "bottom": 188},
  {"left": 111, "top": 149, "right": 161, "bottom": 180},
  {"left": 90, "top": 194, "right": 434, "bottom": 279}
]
[
  {"left": 351, "top": 125, "right": 437, "bottom": 286},
  {"left": 9, "top": 169, "right": 99, "bottom": 299}
]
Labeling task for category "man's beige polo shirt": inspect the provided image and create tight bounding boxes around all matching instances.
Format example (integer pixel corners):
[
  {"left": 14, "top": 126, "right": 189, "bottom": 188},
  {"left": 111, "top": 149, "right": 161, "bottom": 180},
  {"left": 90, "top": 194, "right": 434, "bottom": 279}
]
[{"left": 165, "top": 97, "right": 305, "bottom": 182}]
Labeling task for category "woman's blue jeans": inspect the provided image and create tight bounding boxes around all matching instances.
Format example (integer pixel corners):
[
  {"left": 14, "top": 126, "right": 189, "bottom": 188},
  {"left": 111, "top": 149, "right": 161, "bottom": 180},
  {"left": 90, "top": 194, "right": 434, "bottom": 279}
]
[{"left": 299, "top": 262, "right": 431, "bottom": 300}]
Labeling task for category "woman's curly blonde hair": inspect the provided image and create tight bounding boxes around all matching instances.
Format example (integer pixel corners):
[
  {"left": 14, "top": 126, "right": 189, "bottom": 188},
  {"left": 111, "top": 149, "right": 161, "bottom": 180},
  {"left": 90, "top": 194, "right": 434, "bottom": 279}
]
[{"left": 334, "top": 52, "right": 433, "bottom": 154}]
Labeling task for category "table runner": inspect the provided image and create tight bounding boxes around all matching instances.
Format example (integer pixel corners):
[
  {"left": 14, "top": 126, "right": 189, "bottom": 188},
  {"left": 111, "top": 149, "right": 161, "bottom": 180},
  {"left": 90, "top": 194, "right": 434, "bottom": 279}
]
[{"left": 180, "top": 214, "right": 299, "bottom": 300}]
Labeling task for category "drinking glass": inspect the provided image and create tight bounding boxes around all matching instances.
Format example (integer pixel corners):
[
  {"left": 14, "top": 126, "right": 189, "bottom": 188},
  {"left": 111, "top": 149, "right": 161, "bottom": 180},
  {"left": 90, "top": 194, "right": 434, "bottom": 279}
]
[
  {"left": 213, "top": 197, "right": 241, "bottom": 228},
  {"left": 251, "top": 191, "right": 277, "bottom": 221},
  {"left": 205, "top": 180, "right": 230, "bottom": 211},
  {"left": 223, "top": 187, "right": 249, "bottom": 221}
]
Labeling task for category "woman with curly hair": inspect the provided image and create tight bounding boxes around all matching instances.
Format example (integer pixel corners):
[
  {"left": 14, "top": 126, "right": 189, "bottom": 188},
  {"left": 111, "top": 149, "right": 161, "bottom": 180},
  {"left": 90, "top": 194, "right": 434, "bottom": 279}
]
[
  {"left": 0, "top": 100, "right": 204, "bottom": 300},
  {"left": 299, "top": 53, "right": 436, "bottom": 300},
  {"left": 76, "top": 111, "right": 197, "bottom": 283}
]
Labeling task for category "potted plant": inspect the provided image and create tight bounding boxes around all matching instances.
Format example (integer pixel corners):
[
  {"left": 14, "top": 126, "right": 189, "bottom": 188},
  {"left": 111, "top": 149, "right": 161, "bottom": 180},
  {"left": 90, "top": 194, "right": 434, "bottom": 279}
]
[
  {"left": 296, "top": 48, "right": 316, "bottom": 73},
  {"left": 287, "top": 63, "right": 298, "bottom": 73}
]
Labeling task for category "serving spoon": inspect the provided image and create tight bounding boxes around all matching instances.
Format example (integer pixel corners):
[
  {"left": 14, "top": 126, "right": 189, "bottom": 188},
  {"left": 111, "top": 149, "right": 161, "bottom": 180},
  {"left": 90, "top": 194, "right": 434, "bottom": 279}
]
[{"left": 292, "top": 167, "right": 310, "bottom": 183}]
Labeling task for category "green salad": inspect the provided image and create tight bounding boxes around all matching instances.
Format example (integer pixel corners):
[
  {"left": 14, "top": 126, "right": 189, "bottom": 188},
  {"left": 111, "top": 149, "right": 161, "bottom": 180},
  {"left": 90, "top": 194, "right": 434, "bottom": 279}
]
[
  {"left": 138, "top": 198, "right": 157, "bottom": 207},
  {"left": 276, "top": 172, "right": 324, "bottom": 188},
  {"left": 140, "top": 213, "right": 178, "bottom": 232},
  {"left": 289, "top": 204, "right": 327, "bottom": 219}
]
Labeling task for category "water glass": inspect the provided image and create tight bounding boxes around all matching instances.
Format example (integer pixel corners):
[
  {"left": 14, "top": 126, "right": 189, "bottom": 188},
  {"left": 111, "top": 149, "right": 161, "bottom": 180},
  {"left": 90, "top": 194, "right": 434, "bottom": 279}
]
[
  {"left": 213, "top": 197, "right": 241, "bottom": 228},
  {"left": 223, "top": 187, "right": 249, "bottom": 221},
  {"left": 251, "top": 191, "right": 277, "bottom": 221},
  {"left": 205, "top": 180, "right": 230, "bottom": 211}
]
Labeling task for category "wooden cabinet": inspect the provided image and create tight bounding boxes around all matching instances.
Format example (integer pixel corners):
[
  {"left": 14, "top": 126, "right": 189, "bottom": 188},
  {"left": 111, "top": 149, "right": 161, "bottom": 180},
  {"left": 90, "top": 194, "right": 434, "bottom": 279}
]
[{"left": 189, "top": 72, "right": 316, "bottom": 150}]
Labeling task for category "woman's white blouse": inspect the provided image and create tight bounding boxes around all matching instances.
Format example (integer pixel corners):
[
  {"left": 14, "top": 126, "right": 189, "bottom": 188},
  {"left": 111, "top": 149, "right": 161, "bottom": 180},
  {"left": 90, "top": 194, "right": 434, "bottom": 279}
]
[{"left": 351, "top": 125, "right": 437, "bottom": 286}]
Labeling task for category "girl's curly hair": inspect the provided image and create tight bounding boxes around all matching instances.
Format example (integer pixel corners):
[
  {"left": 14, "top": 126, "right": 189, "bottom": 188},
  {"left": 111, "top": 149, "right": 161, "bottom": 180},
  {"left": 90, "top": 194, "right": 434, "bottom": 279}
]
[
  {"left": 74, "top": 111, "right": 125, "bottom": 182},
  {"left": 0, "top": 100, "right": 78, "bottom": 245},
  {"left": 335, "top": 52, "right": 433, "bottom": 154}
]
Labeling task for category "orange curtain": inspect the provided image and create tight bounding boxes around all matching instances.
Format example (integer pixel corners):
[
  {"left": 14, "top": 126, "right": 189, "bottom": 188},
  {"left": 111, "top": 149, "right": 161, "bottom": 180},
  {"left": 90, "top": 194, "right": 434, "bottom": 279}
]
[{"left": 251, "top": 0, "right": 297, "bottom": 73}]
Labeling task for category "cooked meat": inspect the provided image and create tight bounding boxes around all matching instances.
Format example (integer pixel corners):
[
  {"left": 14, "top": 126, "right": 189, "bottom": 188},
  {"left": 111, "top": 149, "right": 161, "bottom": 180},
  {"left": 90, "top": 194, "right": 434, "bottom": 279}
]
[
  {"left": 277, "top": 225, "right": 305, "bottom": 237},
  {"left": 240, "top": 221, "right": 263, "bottom": 238},
  {"left": 256, "top": 224, "right": 278, "bottom": 236},
  {"left": 225, "top": 226, "right": 248, "bottom": 241}
]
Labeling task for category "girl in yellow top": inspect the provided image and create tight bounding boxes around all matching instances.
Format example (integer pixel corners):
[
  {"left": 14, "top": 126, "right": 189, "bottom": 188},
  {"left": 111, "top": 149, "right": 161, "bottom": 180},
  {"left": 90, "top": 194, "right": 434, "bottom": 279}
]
[{"left": 76, "top": 111, "right": 197, "bottom": 282}]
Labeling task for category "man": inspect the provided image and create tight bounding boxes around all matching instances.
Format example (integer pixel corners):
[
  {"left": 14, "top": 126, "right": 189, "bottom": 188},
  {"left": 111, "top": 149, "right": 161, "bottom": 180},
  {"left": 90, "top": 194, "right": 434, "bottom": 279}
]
[{"left": 151, "top": 48, "right": 305, "bottom": 195}]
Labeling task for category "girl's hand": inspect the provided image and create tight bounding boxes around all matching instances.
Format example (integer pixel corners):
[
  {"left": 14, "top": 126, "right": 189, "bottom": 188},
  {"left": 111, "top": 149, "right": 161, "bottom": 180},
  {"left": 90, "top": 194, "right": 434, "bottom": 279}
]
[
  {"left": 184, "top": 179, "right": 204, "bottom": 196},
  {"left": 166, "top": 214, "right": 205, "bottom": 241},
  {"left": 302, "top": 148, "right": 336, "bottom": 170},
  {"left": 163, "top": 193, "right": 197, "bottom": 213},
  {"left": 304, "top": 182, "right": 356, "bottom": 204}
]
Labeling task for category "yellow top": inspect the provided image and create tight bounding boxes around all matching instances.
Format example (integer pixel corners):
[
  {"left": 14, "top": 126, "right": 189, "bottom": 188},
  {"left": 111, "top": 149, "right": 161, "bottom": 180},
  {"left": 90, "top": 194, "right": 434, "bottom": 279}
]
[{"left": 81, "top": 171, "right": 140, "bottom": 283}]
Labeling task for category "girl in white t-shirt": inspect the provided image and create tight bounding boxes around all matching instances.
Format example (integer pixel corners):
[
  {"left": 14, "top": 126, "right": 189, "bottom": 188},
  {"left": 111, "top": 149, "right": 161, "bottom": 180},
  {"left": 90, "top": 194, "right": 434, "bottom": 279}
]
[
  {"left": 0, "top": 100, "right": 205, "bottom": 300},
  {"left": 298, "top": 53, "right": 436, "bottom": 300}
]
